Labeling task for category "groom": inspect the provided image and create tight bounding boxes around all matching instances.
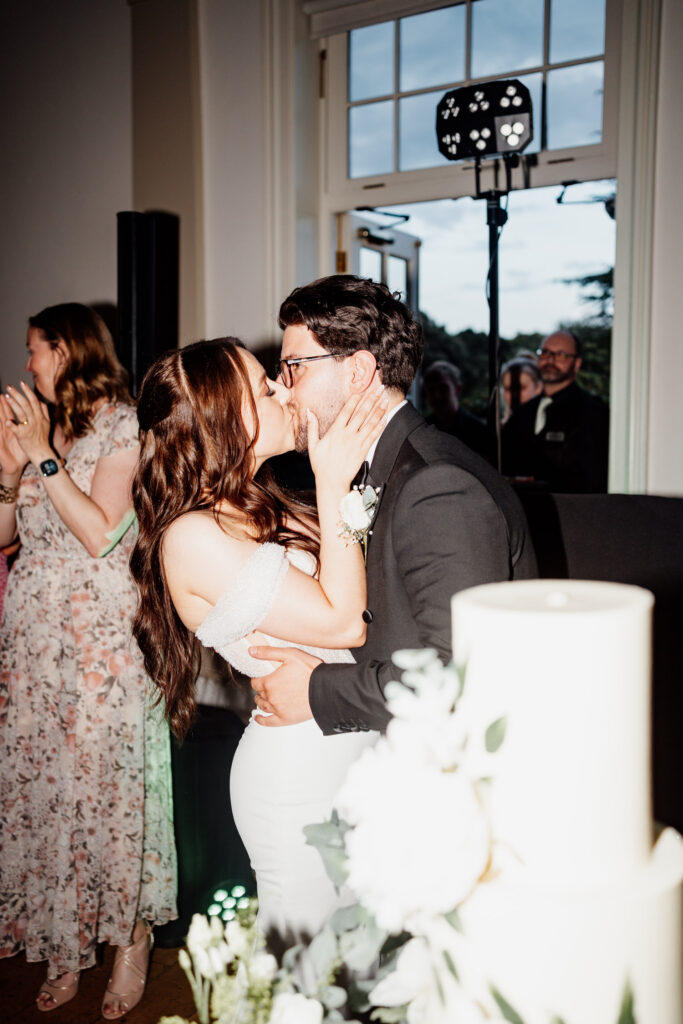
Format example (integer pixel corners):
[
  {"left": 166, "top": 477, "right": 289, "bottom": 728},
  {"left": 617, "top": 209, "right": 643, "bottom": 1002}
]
[{"left": 250, "top": 275, "right": 536, "bottom": 732}]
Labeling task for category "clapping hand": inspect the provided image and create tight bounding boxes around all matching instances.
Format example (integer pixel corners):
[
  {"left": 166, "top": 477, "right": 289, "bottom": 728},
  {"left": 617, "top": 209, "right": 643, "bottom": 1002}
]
[
  {"left": 0, "top": 392, "right": 31, "bottom": 478},
  {"left": 2, "top": 383, "right": 52, "bottom": 467},
  {"left": 307, "top": 388, "right": 387, "bottom": 490}
]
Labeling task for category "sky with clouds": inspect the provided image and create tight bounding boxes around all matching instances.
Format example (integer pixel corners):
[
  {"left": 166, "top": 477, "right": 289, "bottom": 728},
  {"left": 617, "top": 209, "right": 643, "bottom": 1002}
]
[{"left": 376, "top": 178, "right": 616, "bottom": 340}]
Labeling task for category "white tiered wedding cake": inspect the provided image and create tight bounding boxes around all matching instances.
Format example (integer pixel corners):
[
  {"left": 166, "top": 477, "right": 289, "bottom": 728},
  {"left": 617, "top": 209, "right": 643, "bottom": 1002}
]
[{"left": 451, "top": 580, "right": 682, "bottom": 1024}]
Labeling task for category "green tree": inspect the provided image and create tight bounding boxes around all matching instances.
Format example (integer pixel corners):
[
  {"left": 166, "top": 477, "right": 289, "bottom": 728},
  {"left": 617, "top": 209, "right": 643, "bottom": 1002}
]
[
  {"left": 559, "top": 267, "right": 613, "bottom": 402},
  {"left": 419, "top": 265, "right": 613, "bottom": 414}
]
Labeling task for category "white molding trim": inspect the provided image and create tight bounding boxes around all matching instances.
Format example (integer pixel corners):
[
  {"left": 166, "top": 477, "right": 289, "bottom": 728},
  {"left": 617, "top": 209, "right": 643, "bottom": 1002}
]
[
  {"left": 263, "top": 0, "right": 297, "bottom": 345},
  {"left": 609, "top": 0, "right": 662, "bottom": 493},
  {"left": 303, "top": 0, "right": 450, "bottom": 38}
]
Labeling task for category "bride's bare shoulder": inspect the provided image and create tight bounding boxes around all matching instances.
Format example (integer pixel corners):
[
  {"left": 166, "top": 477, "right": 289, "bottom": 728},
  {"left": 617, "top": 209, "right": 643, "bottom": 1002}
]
[{"left": 162, "top": 511, "right": 250, "bottom": 574}]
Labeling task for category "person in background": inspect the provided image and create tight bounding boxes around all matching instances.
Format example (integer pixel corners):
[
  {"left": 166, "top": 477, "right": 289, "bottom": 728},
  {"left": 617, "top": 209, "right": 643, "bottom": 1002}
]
[
  {"left": 500, "top": 355, "right": 543, "bottom": 422},
  {"left": 422, "top": 359, "right": 491, "bottom": 460},
  {"left": 0, "top": 303, "right": 176, "bottom": 1018},
  {"left": 502, "top": 330, "right": 609, "bottom": 492}
]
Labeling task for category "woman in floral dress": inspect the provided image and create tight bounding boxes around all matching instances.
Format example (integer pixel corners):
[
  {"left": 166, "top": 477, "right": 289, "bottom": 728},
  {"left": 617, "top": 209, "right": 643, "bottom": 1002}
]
[{"left": 0, "top": 304, "right": 176, "bottom": 1017}]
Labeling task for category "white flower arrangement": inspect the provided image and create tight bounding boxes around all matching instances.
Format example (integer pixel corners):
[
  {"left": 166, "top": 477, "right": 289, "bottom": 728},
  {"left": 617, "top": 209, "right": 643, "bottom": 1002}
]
[
  {"left": 162, "top": 650, "right": 636, "bottom": 1024},
  {"left": 338, "top": 485, "right": 380, "bottom": 559}
]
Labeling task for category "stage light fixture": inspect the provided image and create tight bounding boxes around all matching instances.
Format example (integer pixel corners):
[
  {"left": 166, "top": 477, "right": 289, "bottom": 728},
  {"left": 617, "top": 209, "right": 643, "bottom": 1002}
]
[
  {"left": 206, "top": 882, "right": 253, "bottom": 923},
  {"left": 435, "top": 79, "right": 535, "bottom": 472},
  {"left": 436, "top": 79, "right": 533, "bottom": 162}
]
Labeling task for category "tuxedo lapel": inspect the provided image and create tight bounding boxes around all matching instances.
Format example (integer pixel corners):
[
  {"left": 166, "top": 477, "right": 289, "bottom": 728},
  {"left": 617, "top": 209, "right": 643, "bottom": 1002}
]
[
  {"left": 367, "top": 402, "right": 423, "bottom": 487},
  {"left": 364, "top": 403, "right": 423, "bottom": 557}
]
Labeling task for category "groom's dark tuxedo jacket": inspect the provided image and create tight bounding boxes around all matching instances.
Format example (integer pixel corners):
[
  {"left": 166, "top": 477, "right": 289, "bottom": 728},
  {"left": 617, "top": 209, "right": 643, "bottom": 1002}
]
[{"left": 310, "top": 402, "right": 537, "bottom": 734}]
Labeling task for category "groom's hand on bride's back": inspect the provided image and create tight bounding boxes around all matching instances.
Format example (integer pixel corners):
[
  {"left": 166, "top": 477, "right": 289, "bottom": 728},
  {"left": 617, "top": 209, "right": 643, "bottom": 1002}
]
[{"left": 249, "top": 647, "right": 320, "bottom": 726}]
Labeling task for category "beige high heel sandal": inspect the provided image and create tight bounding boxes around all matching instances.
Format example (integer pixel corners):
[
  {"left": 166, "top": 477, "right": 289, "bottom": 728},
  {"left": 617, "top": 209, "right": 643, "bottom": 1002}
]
[
  {"left": 36, "top": 970, "right": 80, "bottom": 1012},
  {"left": 101, "top": 920, "right": 153, "bottom": 1020}
]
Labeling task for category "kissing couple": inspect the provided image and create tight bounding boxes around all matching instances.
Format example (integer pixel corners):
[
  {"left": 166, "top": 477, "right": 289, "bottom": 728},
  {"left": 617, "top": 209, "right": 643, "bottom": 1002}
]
[{"left": 131, "top": 274, "right": 535, "bottom": 939}]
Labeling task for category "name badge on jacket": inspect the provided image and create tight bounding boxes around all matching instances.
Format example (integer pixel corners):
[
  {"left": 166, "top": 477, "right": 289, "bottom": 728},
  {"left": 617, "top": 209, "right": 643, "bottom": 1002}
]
[{"left": 545, "top": 431, "right": 565, "bottom": 443}]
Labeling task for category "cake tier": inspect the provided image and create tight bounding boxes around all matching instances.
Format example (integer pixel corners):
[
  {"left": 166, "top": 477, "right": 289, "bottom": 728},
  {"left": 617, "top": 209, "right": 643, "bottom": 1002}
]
[
  {"left": 451, "top": 580, "right": 653, "bottom": 880},
  {"left": 455, "top": 828, "right": 683, "bottom": 1024}
]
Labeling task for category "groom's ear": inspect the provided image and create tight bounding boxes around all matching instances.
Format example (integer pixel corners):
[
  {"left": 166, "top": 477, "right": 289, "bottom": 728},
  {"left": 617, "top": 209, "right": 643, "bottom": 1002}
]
[{"left": 347, "top": 350, "right": 378, "bottom": 393}]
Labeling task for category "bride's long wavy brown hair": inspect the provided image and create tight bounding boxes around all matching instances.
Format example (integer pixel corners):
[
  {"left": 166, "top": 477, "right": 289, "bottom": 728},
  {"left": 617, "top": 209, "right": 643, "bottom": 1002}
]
[{"left": 131, "top": 338, "right": 319, "bottom": 738}]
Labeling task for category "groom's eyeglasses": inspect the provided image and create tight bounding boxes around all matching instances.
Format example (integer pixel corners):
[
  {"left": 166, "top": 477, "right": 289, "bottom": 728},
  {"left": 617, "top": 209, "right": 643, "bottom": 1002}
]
[{"left": 278, "top": 353, "right": 339, "bottom": 388}]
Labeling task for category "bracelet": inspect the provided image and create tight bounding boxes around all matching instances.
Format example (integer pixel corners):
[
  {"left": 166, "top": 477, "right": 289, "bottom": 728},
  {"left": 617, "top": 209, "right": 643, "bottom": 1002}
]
[{"left": 0, "top": 482, "right": 19, "bottom": 504}]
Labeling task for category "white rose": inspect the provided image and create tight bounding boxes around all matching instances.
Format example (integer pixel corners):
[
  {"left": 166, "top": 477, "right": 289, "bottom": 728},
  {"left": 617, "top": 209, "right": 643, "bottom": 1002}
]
[
  {"left": 193, "top": 946, "right": 213, "bottom": 979},
  {"left": 379, "top": 651, "right": 469, "bottom": 770},
  {"left": 268, "top": 991, "right": 324, "bottom": 1024},
  {"left": 249, "top": 951, "right": 278, "bottom": 984},
  {"left": 369, "top": 938, "right": 432, "bottom": 1006},
  {"left": 335, "top": 741, "right": 490, "bottom": 934},
  {"left": 208, "top": 942, "right": 232, "bottom": 976},
  {"left": 186, "top": 914, "right": 213, "bottom": 956},
  {"left": 370, "top": 936, "right": 491, "bottom": 1024},
  {"left": 339, "top": 490, "right": 372, "bottom": 531},
  {"left": 224, "top": 919, "right": 250, "bottom": 958}
]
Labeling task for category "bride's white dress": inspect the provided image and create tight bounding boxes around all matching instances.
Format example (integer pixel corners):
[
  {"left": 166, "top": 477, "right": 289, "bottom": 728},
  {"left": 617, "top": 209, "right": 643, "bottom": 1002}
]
[{"left": 196, "top": 543, "right": 377, "bottom": 937}]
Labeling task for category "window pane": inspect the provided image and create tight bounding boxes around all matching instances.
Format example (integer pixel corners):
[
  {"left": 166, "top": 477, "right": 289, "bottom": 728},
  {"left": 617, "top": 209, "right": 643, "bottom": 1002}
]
[
  {"left": 359, "top": 247, "right": 382, "bottom": 281},
  {"left": 387, "top": 255, "right": 408, "bottom": 300},
  {"left": 349, "top": 22, "right": 394, "bottom": 102},
  {"left": 516, "top": 72, "right": 542, "bottom": 155},
  {"left": 471, "top": 0, "right": 544, "bottom": 79},
  {"left": 547, "top": 61, "right": 603, "bottom": 150},
  {"left": 349, "top": 100, "right": 394, "bottom": 178},
  {"left": 399, "top": 91, "right": 444, "bottom": 171},
  {"left": 399, "top": 5, "right": 466, "bottom": 93},
  {"left": 550, "top": 0, "right": 605, "bottom": 64}
]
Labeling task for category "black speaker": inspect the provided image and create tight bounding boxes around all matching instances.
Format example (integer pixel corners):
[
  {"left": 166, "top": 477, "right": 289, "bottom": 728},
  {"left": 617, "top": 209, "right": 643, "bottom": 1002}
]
[{"left": 117, "top": 211, "right": 179, "bottom": 395}]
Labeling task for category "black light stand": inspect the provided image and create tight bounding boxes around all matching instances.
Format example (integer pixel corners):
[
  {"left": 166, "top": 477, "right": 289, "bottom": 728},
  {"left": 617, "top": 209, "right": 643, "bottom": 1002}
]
[
  {"left": 474, "top": 155, "right": 516, "bottom": 470},
  {"left": 436, "top": 79, "right": 533, "bottom": 470}
]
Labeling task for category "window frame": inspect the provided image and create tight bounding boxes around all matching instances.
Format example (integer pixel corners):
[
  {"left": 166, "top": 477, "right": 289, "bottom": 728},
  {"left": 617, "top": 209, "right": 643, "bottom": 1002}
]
[{"left": 322, "top": 0, "right": 622, "bottom": 210}]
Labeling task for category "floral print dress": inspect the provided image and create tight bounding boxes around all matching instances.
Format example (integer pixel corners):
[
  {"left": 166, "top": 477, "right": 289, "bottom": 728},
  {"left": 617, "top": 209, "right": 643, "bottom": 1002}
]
[{"left": 0, "top": 403, "right": 176, "bottom": 977}]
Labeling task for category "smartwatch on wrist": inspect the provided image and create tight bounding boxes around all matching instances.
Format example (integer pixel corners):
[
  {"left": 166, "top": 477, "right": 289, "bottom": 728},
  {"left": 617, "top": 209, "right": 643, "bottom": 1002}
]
[{"left": 39, "top": 458, "right": 61, "bottom": 477}]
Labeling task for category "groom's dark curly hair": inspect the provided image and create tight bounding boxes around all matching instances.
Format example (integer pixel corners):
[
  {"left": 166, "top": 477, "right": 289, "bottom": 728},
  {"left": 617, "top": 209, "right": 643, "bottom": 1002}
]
[{"left": 278, "top": 275, "right": 423, "bottom": 394}]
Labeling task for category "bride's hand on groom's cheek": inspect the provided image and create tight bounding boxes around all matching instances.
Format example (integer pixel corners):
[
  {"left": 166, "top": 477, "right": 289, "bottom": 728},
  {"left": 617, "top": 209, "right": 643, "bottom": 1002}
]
[{"left": 249, "top": 647, "right": 320, "bottom": 727}]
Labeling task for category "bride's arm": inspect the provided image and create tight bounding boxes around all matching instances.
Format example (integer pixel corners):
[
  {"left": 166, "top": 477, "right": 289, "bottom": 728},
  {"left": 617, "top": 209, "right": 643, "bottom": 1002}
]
[{"left": 163, "top": 391, "right": 386, "bottom": 648}]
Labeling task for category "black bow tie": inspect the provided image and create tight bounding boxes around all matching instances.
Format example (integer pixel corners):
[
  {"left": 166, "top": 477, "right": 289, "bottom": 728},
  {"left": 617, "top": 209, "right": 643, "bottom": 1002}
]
[{"left": 352, "top": 461, "right": 370, "bottom": 489}]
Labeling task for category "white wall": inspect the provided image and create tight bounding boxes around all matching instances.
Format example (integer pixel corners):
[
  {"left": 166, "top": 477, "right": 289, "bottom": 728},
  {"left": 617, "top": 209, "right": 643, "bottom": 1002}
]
[
  {"left": 131, "top": 0, "right": 205, "bottom": 346},
  {"left": 196, "top": 0, "right": 318, "bottom": 349},
  {"left": 198, "top": 0, "right": 274, "bottom": 346},
  {"left": 0, "top": 0, "right": 132, "bottom": 388},
  {"left": 647, "top": 0, "right": 683, "bottom": 495}
]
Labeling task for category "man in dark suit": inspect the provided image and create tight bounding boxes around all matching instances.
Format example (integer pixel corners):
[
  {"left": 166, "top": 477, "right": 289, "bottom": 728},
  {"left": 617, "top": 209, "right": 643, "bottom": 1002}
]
[
  {"left": 250, "top": 275, "right": 536, "bottom": 733},
  {"left": 502, "top": 330, "right": 609, "bottom": 493}
]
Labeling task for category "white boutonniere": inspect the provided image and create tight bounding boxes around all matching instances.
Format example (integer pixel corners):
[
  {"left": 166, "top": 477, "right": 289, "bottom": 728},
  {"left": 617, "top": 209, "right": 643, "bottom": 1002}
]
[{"left": 338, "top": 484, "right": 381, "bottom": 559}]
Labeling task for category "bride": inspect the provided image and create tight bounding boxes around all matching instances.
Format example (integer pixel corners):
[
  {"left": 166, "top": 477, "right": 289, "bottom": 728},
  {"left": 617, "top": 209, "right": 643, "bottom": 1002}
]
[{"left": 131, "top": 338, "right": 386, "bottom": 937}]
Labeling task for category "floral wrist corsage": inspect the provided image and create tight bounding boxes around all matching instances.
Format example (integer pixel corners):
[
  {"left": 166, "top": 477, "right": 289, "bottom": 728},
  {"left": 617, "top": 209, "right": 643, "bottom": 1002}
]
[{"left": 338, "top": 484, "right": 380, "bottom": 559}]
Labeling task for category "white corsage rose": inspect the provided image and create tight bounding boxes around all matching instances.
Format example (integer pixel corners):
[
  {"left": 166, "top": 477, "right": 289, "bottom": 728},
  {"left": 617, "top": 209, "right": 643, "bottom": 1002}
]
[
  {"left": 338, "top": 485, "right": 380, "bottom": 551},
  {"left": 339, "top": 489, "right": 373, "bottom": 531}
]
